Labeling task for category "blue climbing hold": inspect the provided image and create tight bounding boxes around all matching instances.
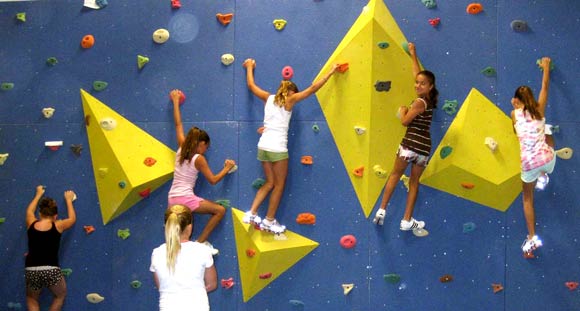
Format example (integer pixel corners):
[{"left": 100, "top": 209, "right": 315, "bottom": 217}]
[
  {"left": 288, "top": 300, "right": 304, "bottom": 307},
  {"left": 442, "top": 99, "right": 458, "bottom": 115},
  {"left": 374, "top": 81, "right": 392, "bottom": 92},
  {"left": 312, "top": 124, "right": 320, "bottom": 133},
  {"left": 377, "top": 41, "right": 389, "bottom": 49},
  {"left": 440, "top": 146, "right": 453, "bottom": 159},
  {"left": 463, "top": 222, "right": 476, "bottom": 233},
  {"left": 118, "top": 181, "right": 126, "bottom": 189},
  {"left": 96, "top": 0, "right": 108, "bottom": 8}
]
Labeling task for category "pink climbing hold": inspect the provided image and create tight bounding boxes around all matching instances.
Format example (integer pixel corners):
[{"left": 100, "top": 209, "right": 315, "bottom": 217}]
[
  {"left": 169, "top": 90, "right": 186, "bottom": 105},
  {"left": 221, "top": 277, "right": 235, "bottom": 289},
  {"left": 281, "top": 66, "right": 294, "bottom": 80},
  {"left": 340, "top": 235, "right": 357, "bottom": 249}
]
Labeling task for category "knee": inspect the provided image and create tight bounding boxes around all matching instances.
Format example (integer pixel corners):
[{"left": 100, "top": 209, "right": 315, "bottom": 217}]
[
  {"left": 214, "top": 205, "right": 226, "bottom": 219},
  {"left": 261, "top": 182, "right": 275, "bottom": 192}
]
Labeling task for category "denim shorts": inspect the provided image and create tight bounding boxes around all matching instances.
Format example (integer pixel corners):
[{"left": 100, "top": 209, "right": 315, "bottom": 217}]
[
  {"left": 257, "top": 149, "right": 288, "bottom": 162},
  {"left": 521, "top": 156, "right": 556, "bottom": 183}
]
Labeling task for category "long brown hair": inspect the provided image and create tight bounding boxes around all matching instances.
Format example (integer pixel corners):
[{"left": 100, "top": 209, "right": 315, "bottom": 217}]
[
  {"left": 164, "top": 205, "right": 193, "bottom": 274},
  {"left": 514, "top": 85, "right": 542, "bottom": 120},
  {"left": 179, "top": 127, "right": 210, "bottom": 165},
  {"left": 418, "top": 70, "right": 439, "bottom": 108},
  {"left": 274, "top": 80, "right": 299, "bottom": 108},
  {"left": 39, "top": 197, "right": 58, "bottom": 216}
]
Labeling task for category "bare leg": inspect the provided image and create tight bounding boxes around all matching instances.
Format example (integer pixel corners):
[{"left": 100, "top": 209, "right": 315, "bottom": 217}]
[
  {"left": 26, "top": 287, "right": 41, "bottom": 311},
  {"left": 378, "top": 156, "right": 409, "bottom": 211},
  {"left": 402, "top": 164, "right": 426, "bottom": 221},
  {"left": 249, "top": 161, "right": 275, "bottom": 215},
  {"left": 522, "top": 180, "right": 537, "bottom": 237},
  {"left": 194, "top": 200, "right": 226, "bottom": 243},
  {"left": 48, "top": 277, "right": 67, "bottom": 311},
  {"left": 265, "top": 159, "right": 288, "bottom": 220}
]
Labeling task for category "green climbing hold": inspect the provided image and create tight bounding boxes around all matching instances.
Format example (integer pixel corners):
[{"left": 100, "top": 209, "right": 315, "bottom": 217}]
[
  {"left": 312, "top": 124, "right": 320, "bottom": 133},
  {"left": 137, "top": 55, "right": 149, "bottom": 69},
  {"left": 442, "top": 99, "right": 458, "bottom": 115},
  {"left": 440, "top": 146, "right": 453, "bottom": 159},
  {"left": 0, "top": 217, "right": 6, "bottom": 224},
  {"left": 1, "top": 83, "right": 15, "bottom": 91},
  {"left": 481, "top": 66, "right": 496, "bottom": 77},
  {"left": 130, "top": 280, "right": 142, "bottom": 289},
  {"left": 61, "top": 268, "right": 73, "bottom": 277},
  {"left": 117, "top": 228, "right": 131, "bottom": 240},
  {"left": 93, "top": 81, "right": 108, "bottom": 91},
  {"left": 384, "top": 274, "right": 401, "bottom": 284},
  {"left": 252, "top": 178, "right": 265, "bottom": 189},
  {"left": 216, "top": 199, "right": 231, "bottom": 208},
  {"left": 46, "top": 57, "right": 59, "bottom": 66},
  {"left": 401, "top": 42, "right": 410, "bottom": 55},
  {"left": 118, "top": 181, "right": 126, "bottom": 188},
  {"left": 16, "top": 12, "right": 26, "bottom": 22},
  {"left": 536, "top": 58, "right": 555, "bottom": 71},
  {"left": 421, "top": 0, "right": 437, "bottom": 9}
]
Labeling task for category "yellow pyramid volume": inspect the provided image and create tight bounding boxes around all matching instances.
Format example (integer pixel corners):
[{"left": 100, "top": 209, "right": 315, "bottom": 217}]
[
  {"left": 420, "top": 88, "right": 521, "bottom": 211},
  {"left": 315, "top": 0, "right": 419, "bottom": 217},
  {"left": 231, "top": 208, "right": 319, "bottom": 302},
  {"left": 80, "top": 89, "right": 176, "bottom": 224}
]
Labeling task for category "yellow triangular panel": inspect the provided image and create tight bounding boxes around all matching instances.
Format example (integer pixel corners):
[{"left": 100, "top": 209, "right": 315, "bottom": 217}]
[
  {"left": 80, "top": 89, "right": 176, "bottom": 224},
  {"left": 315, "top": 0, "right": 418, "bottom": 217},
  {"left": 231, "top": 208, "right": 319, "bottom": 302},
  {"left": 420, "top": 88, "right": 521, "bottom": 211}
]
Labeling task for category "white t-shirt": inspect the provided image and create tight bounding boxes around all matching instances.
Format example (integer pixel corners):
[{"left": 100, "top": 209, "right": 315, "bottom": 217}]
[
  {"left": 257, "top": 95, "right": 292, "bottom": 152},
  {"left": 150, "top": 241, "right": 214, "bottom": 311}
]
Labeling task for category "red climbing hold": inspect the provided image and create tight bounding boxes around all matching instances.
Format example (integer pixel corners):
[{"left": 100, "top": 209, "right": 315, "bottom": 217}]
[
  {"left": 216, "top": 13, "right": 233, "bottom": 26},
  {"left": 259, "top": 272, "right": 272, "bottom": 279},
  {"left": 340, "top": 235, "right": 357, "bottom": 249},
  {"left": 84, "top": 225, "right": 95, "bottom": 235},
  {"left": 565, "top": 281, "right": 579, "bottom": 291},
  {"left": 221, "top": 277, "right": 235, "bottom": 289},
  {"left": 429, "top": 17, "right": 441, "bottom": 27},
  {"left": 466, "top": 3, "right": 483, "bottom": 14},
  {"left": 296, "top": 213, "right": 316, "bottom": 225},
  {"left": 144, "top": 157, "right": 157, "bottom": 167},
  {"left": 139, "top": 188, "right": 151, "bottom": 198},
  {"left": 171, "top": 0, "right": 181, "bottom": 9},
  {"left": 246, "top": 249, "right": 256, "bottom": 257}
]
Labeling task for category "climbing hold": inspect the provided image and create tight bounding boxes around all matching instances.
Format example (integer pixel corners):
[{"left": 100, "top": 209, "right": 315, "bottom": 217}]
[
  {"left": 337, "top": 63, "right": 349, "bottom": 73},
  {"left": 523, "top": 251, "right": 535, "bottom": 259},
  {"left": 212, "top": 199, "right": 229, "bottom": 209},
  {"left": 555, "top": 147, "right": 573, "bottom": 160},
  {"left": 440, "top": 146, "right": 452, "bottom": 159},
  {"left": 374, "top": 81, "right": 392, "bottom": 92},
  {"left": 412, "top": 228, "right": 429, "bottom": 237},
  {"left": 400, "top": 174, "right": 410, "bottom": 192},
  {"left": 228, "top": 165, "right": 238, "bottom": 174},
  {"left": 428, "top": 17, "right": 441, "bottom": 27},
  {"left": 42, "top": 107, "right": 55, "bottom": 118},
  {"left": 484, "top": 137, "right": 498, "bottom": 152},
  {"left": 70, "top": 144, "right": 83, "bottom": 156},
  {"left": 342, "top": 283, "right": 354, "bottom": 295},
  {"left": 481, "top": 66, "right": 496, "bottom": 77},
  {"left": 461, "top": 182, "right": 475, "bottom": 189},
  {"left": 1, "top": 82, "right": 15, "bottom": 91},
  {"left": 221, "top": 278, "right": 235, "bottom": 289},
  {"left": 439, "top": 274, "right": 454, "bottom": 283},
  {"left": 273, "top": 19, "right": 287, "bottom": 31},
  {"left": 221, "top": 53, "right": 235, "bottom": 66},
  {"left": 462, "top": 222, "right": 476, "bottom": 233},
  {"left": 536, "top": 58, "right": 555, "bottom": 71},
  {"left": 300, "top": 155, "right": 313, "bottom": 165},
  {"left": 99, "top": 117, "right": 117, "bottom": 131},
  {"left": 442, "top": 99, "right": 458, "bottom": 115},
  {"left": 340, "top": 234, "right": 357, "bottom": 249},
  {"left": 401, "top": 42, "right": 410, "bottom": 54},
  {"left": 0, "top": 217, "right": 5, "bottom": 223},
  {"left": 246, "top": 249, "right": 256, "bottom": 257},
  {"left": 288, "top": 300, "right": 304, "bottom": 307},
  {"left": 46, "top": 57, "right": 58, "bottom": 66},
  {"left": 259, "top": 272, "right": 272, "bottom": 279},
  {"left": 86, "top": 293, "right": 105, "bottom": 304},
  {"left": 117, "top": 228, "right": 131, "bottom": 240},
  {"left": 45, "top": 141, "right": 63, "bottom": 151},
  {"left": 152, "top": 28, "right": 170, "bottom": 44},
  {"left": 296, "top": 213, "right": 316, "bottom": 225},
  {"left": 96, "top": 0, "right": 108, "bottom": 8},
  {"left": 84, "top": 115, "right": 91, "bottom": 126},
  {"left": 84, "top": 225, "right": 95, "bottom": 234},
  {"left": 0, "top": 154, "right": 7, "bottom": 165},
  {"left": 93, "top": 80, "right": 108, "bottom": 91},
  {"left": 16, "top": 12, "right": 26, "bottom": 22},
  {"left": 466, "top": 3, "right": 483, "bottom": 14},
  {"left": 352, "top": 166, "right": 364, "bottom": 178},
  {"left": 137, "top": 55, "right": 149, "bottom": 69},
  {"left": 565, "top": 281, "right": 579, "bottom": 291},
  {"left": 98, "top": 168, "right": 108, "bottom": 177},
  {"left": 130, "top": 280, "right": 142, "bottom": 289},
  {"left": 169, "top": 89, "right": 186, "bottom": 105},
  {"left": 354, "top": 126, "right": 366, "bottom": 135},
  {"left": 547, "top": 124, "right": 559, "bottom": 134},
  {"left": 373, "top": 165, "right": 387, "bottom": 178},
  {"left": 118, "top": 181, "right": 126, "bottom": 188},
  {"left": 139, "top": 188, "right": 151, "bottom": 198},
  {"left": 7, "top": 302, "right": 22, "bottom": 309},
  {"left": 216, "top": 13, "right": 233, "bottom": 26},
  {"left": 421, "top": 0, "right": 437, "bottom": 9},
  {"left": 143, "top": 157, "right": 157, "bottom": 167},
  {"left": 252, "top": 178, "right": 265, "bottom": 189},
  {"left": 281, "top": 66, "right": 294, "bottom": 80},
  {"left": 171, "top": 0, "right": 181, "bottom": 9},
  {"left": 61, "top": 268, "right": 73, "bottom": 277},
  {"left": 510, "top": 20, "right": 528, "bottom": 32},
  {"left": 491, "top": 283, "right": 504, "bottom": 293},
  {"left": 383, "top": 274, "right": 401, "bottom": 284},
  {"left": 81, "top": 35, "right": 95, "bottom": 49},
  {"left": 377, "top": 41, "right": 389, "bottom": 49},
  {"left": 312, "top": 124, "right": 320, "bottom": 132}
]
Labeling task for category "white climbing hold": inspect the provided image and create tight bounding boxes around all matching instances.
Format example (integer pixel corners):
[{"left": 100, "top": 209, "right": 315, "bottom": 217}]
[
  {"left": 0, "top": 153, "right": 8, "bottom": 165},
  {"left": 99, "top": 117, "right": 117, "bottom": 131},
  {"left": 555, "top": 147, "right": 573, "bottom": 160},
  {"left": 342, "top": 283, "right": 354, "bottom": 295},
  {"left": 152, "top": 28, "right": 170, "bottom": 44},
  {"left": 86, "top": 293, "right": 105, "bottom": 303},
  {"left": 484, "top": 137, "right": 498, "bottom": 152},
  {"left": 228, "top": 164, "right": 238, "bottom": 174},
  {"left": 221, "top": 53, "right": 235, "bottom": 66},
  {"left": 354, "top": 126, "right": 366, "bottom": 135},
  {"left": 42, "top": 107, "right": 55, "bottom": 118}
]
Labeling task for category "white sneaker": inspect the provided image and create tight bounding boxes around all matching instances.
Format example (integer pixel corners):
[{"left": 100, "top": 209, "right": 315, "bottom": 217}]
[
  {"left": 242, "top": 211, "right": 262, "bottom": 225},
  {"left": 373, "top": 209, "right": 386, "bottom": 226},
  {"left": 260, "top": 218, "right": 286, "bottom": 234},
  {"left": 521, "top": 235, "right": 542, "bottom": 253},
  {"left": 400, "top": 218, "right": 425, "bottom": 231},
  {"left": 535, "top": 174, "right": 549, "bottom": 191},
  {"left": 203, "top": 241, "right": 219, "bottom": 256}
]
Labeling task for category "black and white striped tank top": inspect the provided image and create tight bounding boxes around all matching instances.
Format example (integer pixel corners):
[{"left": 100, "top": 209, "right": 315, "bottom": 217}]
[{"left": 400, "top": 97, "right": 434, "bottom": 156}]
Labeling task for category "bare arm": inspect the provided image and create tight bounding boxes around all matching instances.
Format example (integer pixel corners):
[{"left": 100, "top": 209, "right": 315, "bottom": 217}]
[
  {"left": 510, "top": 110, "right": 517, "bottom": 133},
  {"left": 194, "top": 155, "right": 236, "bottom": 186},
  {"left": 170, "top": 89, "right": 186, "bottom": 147},
  {"left": 243, "top": 59, "right": 270, "bottom": 102},
  {"left": 537, "top": 57, "right": 551, "bottom": 115},
  {"left": 408, "top": 42, "right": 420, "bottom": 78},
  {"left": 399, "top": 99, "right": 426, "bottom": 126},
  {"left": 286, "top": 64, "right": 339, "bottom": 108},
  {"left": 153, "top": 272, "right": 160, "bottom": 289},
  {"left": 204, "top": 265, "right": 217, "bottom": 292},
  {"left": 26, "top": 185, "right": 44, "bottom": 228},
  {"left": 56, "top": 190, "right": 77, "bottom": 232}
]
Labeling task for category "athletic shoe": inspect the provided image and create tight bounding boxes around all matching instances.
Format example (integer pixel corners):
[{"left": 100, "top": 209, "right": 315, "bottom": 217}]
[
  {"left": 535, "top": 174, "right": 549, "bottom": 191},
  {"left": 260, "top": 218, "right": 286, "bottom": 234},
  {"left": 203, "top": 241, "right": 219, "bottom": 256},
  {"left": 400, "top": 218, "right": 425, "bottom": 231},
  {"left": 242, "top": 211, "right": 262, "bottom": 225},
  {"left": 373, "top": 209, "right": 386, "bottom": 226},
  {"left": 521, "top": 235, "right": 542, "bottom": 253}
]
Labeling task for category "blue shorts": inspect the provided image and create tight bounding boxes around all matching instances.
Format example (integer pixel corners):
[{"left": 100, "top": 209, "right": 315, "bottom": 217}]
[{"left": 521, "top": 156, "right": 556, "bottom": 183}]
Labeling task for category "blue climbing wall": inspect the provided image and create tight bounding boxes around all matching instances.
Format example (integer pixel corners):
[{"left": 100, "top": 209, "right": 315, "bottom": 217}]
[{"left": 1, "top": 0, "right": 579, "bottom": 310}]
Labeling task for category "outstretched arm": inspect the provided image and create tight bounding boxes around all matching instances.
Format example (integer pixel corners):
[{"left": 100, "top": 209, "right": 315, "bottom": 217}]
[
  {"left": 56, "top": 190, "right": 77, "bottom": 232},
  {"left": 170, "top": 90, "right": 186, "bottom": 147},
  {"left": 287, "top": 63, "right": 339, "bottom": 107},
  {"left": 26, "top": 185, "right": 44, "bottom": 228},
  {"left": 408, "top": 42, "right": 420, "bottom": 78},
  {"left": 195, "top": 156, "right": 236, "bottom": 186},
  {"left": 537, "top": 57, "right": 551, "bottom": 115},
  {"left": 243, "top": 59, "right": 270, "bottom": 102}
]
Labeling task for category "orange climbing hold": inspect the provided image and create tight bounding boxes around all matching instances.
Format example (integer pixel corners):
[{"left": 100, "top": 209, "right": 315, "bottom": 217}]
[
  {"left": 491, "top": 283, "right": 503, "bottom": 293},
  {"left": 246, "top": 249, "right": 256, "bottom": 257},
  {"left": 81, "top": 34, "right": 95, "bottom": 49},
  {"left": 259, "top": 272, "right": 272, "bottom": 279},
  {"left": 565, "top": 281, "right": 578, "bottom": 291},
  {"left": 300, "top": 155, "right": 313, "bottom": 165},
  {"left": 337, "top": 63, "right": 349, "bottom": 73},
  {"left": 143, "top": 157, "right": 157, "bottom": 167},
  {"left": 84, "top": 225, "right": 95, "bottom": 235},
  {"left": 461, "top": 182, "right": 475, "bottom": 189},
  {"left": 439, "top": 274, "right": 453, "bottom": 283},
  {"left": 466, "top": 3, "right": 483, "bottom": 14},
  {"left": 216, "top": 13, "right": 233, "bottom": 26},
  {"left": 352, "top": 166, "right": 364, "bottom": 177},
  {"left": 296, "top": 213, "right": 316, "bottom": 225}
]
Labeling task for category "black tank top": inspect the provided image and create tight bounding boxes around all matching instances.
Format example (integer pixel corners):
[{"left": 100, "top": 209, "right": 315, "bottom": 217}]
[{"left": 25, "top": 221, "right": 61, "bottom": 267}]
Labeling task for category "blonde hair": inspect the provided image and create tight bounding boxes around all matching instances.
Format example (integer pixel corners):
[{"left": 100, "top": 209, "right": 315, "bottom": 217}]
[
  {"left": 274, "top": 80, "right": 299, "bottom": 108},
  {"left": 164, "top": 205, "right": 192, "bottom": 274}
]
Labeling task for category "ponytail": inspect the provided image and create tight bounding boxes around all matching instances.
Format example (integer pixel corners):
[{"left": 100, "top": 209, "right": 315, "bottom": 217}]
[
  {"left": 179, "top": 127, "right": 210, "bottom": 165},
  {"left": 418, "top": 70, "right": 439, "bottom": 108},
  {"left": 514, "top": 86, "right": 542, "bottom": 120},
  {"left": 164, "top": 205, "right": 193, "bottom": 274},
  {"left": 274, "top": 80, "right": 299, "bottom": 108}
]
